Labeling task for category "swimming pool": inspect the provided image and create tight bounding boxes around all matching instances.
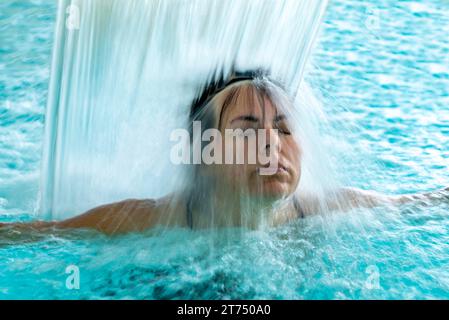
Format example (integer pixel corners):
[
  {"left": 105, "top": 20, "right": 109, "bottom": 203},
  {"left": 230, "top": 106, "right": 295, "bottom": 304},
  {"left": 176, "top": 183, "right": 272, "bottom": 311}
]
[{"left": 1, "top": 0, "right": 448, "bottom": 299}]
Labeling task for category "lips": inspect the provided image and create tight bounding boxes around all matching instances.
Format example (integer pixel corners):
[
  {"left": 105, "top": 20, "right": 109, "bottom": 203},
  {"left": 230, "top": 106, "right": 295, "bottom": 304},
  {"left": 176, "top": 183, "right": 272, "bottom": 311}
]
[
  {"left": 256, "top": 162, "right": 290, "bottom": 177},
  {"left": 277, "top": 164, "right": 289, "bottom": 173}
]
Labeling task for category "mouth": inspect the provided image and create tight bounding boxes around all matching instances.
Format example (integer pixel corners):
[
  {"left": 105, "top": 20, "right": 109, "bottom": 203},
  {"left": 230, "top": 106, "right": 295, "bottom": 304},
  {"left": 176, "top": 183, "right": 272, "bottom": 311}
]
[
  {"left": 277, "top": 164, "right": 289, "bottom": 174},
  {"left": 256, "top": 163, "right": 290, "bottom": 177}
]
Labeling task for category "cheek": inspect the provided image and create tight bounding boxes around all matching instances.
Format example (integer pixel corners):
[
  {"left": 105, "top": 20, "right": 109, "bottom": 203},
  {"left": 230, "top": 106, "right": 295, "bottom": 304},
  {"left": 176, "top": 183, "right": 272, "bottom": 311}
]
[
  {"left": 284, "top": 138, "right": 302, "bottom": 176},
  {"left": 293, "top": 148, "right": 302, "bottom": 172},
  {"left": 216, "top": 142, "right": 251, "bottom": 181},
  {"left": 223, "top": 135, "right": 257, "bottom": 168}
]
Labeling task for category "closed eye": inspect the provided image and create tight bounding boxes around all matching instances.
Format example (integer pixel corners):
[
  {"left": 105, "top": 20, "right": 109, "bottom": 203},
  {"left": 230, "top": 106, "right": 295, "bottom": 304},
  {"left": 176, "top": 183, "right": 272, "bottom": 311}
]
[
  {"left": 230, "top": 115, "right": 259, "bottom": 124},
  {"left": 274, "top": 117, "right": 292, "bottom": 135},
  {"left": 278, "top": 128, "right": 291, "bottom": 135}
]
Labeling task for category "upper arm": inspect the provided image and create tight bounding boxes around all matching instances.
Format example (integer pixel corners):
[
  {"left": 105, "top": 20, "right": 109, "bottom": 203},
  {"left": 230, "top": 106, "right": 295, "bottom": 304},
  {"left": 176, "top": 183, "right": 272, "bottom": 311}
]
[
  {"left": 393, "top": 186, "right": 449, "bottom": 206},
  {"left": 56, "top": 199, "right": 159, "bottom": 234},
  {"left": 298, "top": 187, "right": 395, "bottom": 216},
  {"left": 334, "top": 187, "right": 395, "bottom": 209},
  {"left": 303, "top": 186, "right": 449, "bottom": 215}
]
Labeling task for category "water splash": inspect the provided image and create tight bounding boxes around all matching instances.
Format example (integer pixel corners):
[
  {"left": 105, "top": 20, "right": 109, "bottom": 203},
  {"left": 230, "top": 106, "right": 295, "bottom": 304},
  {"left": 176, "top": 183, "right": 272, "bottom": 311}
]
[{"left": 40, "top": 0, "right": 329, "bottom": 219}]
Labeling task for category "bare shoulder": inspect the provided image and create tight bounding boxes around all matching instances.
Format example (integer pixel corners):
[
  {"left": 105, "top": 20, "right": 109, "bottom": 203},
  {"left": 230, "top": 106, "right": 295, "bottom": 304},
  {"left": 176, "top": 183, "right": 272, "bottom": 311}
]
[
  {"left": 295, "top": 187, "right": 389, "bottom": 216},
  {"left": 295, "top": 192, "right": 322, "bottom": 217},
  {"left": 151, "top": 192, "right": 189, "bottom": 226},
  {"left": 297, "top": 188, "right": 362, "bottom": 215}
]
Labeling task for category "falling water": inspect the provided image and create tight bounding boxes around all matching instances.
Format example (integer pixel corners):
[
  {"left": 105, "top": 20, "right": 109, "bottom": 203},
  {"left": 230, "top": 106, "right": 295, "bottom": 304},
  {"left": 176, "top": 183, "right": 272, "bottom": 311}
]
[
  {"left": 2, "top": 0, "right": 449, "bottom": 299},
  {"left": 40, "top": 0, "right": 329, "bottom": 219}
]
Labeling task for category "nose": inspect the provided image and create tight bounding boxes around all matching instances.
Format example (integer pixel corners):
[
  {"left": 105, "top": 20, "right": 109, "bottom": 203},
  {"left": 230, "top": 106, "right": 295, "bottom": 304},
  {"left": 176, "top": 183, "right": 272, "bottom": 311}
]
[
  {"left": 265, "top": 127, "right": 280, "bottom": 149},
  {"left": 260, "top": 127, "right": 280, "bottom": 158}
]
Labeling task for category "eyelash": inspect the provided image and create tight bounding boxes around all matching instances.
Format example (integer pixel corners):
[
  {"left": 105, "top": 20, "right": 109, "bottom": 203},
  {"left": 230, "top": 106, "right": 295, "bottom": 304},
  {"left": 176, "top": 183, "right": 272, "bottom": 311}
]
[
  {"left": 279, "top": 129, "right": 291, "bottom": 135},
  {"left": 275, "top": 124, "right": 291, "bottom": 135},
  {"left": 236, "top": 125, "right": 291, "bottom": 135}
]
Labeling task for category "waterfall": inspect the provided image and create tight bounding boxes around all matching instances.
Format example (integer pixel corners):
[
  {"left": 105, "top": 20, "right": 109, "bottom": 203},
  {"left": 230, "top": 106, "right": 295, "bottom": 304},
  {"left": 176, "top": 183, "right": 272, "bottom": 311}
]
[{"left": 40, "top": 0, "right": 328, "bottom": 219}]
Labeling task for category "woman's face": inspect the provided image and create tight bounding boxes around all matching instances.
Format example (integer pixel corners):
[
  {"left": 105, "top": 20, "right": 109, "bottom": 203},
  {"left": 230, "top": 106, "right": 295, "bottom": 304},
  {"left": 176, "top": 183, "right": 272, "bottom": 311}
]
[{"left": 206, "top": 82, "right": 302, "bottom": 200}]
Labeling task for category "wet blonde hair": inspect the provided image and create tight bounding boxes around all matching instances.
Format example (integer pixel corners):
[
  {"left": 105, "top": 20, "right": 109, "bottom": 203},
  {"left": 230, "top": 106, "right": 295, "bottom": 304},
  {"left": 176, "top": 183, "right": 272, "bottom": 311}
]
[{"left": 184, "top": 69, "right": 301, "bottom": 228}]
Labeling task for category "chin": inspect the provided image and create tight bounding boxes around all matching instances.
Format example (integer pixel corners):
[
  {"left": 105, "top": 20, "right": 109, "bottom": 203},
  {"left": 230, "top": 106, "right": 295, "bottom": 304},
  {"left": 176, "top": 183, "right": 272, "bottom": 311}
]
[{"left": 249, "top": 180, "right": 292, "bottom": 200}]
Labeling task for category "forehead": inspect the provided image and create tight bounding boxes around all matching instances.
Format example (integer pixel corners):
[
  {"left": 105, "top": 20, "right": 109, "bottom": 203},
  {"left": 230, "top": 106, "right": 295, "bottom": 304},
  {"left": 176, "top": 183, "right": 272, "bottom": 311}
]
[{"left": 212, "top": 81, "right": 280, "bottom": 124}]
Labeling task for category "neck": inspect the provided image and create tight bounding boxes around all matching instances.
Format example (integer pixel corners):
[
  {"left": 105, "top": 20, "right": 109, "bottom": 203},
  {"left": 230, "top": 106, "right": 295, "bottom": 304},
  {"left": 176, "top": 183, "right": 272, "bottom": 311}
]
[{"left": 188, "top": 179, "right": 297, "bottom": 229}]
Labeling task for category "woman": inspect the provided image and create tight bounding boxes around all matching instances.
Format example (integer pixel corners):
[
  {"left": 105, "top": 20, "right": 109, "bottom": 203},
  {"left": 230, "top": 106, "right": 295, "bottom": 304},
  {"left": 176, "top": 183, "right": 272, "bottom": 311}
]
[{"left": 1, "top": 69, "right": 448, "bottom": 234}]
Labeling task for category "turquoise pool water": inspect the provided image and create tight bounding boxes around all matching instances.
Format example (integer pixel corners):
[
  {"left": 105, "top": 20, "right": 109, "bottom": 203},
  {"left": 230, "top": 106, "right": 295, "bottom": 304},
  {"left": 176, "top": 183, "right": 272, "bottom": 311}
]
[{"left": 1, "top": 0, "right": 448, "bottom": 299}]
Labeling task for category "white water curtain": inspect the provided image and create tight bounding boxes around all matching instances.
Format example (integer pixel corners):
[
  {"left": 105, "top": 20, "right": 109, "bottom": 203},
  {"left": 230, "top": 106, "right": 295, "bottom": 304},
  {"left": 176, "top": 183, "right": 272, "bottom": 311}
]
[{"left": 40, "top": 0, "right": 328, "bottom": 219}]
